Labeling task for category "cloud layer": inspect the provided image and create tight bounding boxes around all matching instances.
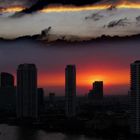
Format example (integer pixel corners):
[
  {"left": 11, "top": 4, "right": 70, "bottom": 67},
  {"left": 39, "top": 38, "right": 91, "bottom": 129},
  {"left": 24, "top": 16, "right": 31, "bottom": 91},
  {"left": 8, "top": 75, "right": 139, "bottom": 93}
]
[
  {"left": 0, "top": 0, "right": 101, "bottom": 7},
  {"left": 0, "top": 0, "right": 37, "bottom": 7},
  {"left": 1, "top": 0, "right": 140, "bottom": 8}
]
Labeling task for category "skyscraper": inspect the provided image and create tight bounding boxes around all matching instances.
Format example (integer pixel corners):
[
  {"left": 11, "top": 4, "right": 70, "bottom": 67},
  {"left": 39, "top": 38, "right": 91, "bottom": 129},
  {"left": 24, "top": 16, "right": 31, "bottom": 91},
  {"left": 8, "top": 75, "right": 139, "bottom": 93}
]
[
  {"left": 88, "top": 81, "right": 103, "bottom": 100},
  {"left": 65, "top": 65, "right": 76, "bottom": 117},
  {"left": 130, "top": 61, "right": 140, "bottom": 134},
  {"left": 17, "top": 64, "right": 38, "bottom": 119}
]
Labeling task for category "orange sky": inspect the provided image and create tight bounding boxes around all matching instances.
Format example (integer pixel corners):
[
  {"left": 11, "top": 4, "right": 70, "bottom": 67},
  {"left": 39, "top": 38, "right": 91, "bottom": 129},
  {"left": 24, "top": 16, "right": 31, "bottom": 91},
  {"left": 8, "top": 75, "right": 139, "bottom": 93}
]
[
  {"left": 36, "top": 68, "right": 130, "bottom": 96},
  {"left": 38, "top": 69, "right": 129, "bottom": 87}
]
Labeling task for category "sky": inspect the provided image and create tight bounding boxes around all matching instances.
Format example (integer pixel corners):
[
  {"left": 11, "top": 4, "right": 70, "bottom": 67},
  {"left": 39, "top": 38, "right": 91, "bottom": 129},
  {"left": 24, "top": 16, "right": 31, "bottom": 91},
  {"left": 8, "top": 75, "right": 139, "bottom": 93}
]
[
  {"left": 1, "top": 0, "right": 140, "bottom": 38},
  {"left": 0, "top": 0, "right": 140, "bottom": 96}
]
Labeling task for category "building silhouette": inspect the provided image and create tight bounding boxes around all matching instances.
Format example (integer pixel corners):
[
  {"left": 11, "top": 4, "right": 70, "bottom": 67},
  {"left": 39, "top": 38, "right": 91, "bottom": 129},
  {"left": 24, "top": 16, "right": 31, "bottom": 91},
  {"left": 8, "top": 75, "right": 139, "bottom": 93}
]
[
  {"left": 0, "top": 72, "right": 14, "bottom": 88},
  {"left": 65, "top": 65, "right": 76, "bottom": 117},
  {"left": 0, "top": 72, "right": 16, "bottom": 111},
  {"left": 17, "top": 64, "right": 38, "bottom": 119},
  {"left": 49, "top": 92, "right": 55, "bottom": 104},
  {"left": 38, "top": 88, "right": 44, "bottom": 114},
  {"left": 130, "top": 61, "right": 140, "bottom": 134},
  {"left": 49, "top": 92, "right": 55, "bottom": 101},
  {"left": 88, "top": 81, "right": 103, "bottom": 100}
]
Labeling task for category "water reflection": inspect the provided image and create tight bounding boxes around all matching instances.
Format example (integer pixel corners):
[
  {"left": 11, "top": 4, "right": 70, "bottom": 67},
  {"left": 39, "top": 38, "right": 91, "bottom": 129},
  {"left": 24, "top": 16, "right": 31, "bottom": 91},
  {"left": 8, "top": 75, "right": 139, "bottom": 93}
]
[
  {"left": 0, "top": 125, "right": 139, "bottom": 140},
  {"left": 0, "top": 124, "right": 18, "bottom": 140}
]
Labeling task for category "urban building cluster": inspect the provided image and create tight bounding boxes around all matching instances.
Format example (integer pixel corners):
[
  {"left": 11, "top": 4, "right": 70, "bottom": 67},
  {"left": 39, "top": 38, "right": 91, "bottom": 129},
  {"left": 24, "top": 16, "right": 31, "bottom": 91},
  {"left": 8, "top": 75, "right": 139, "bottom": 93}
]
[{"left": 0, "top": 61, "right": 140, "bottom": 136}]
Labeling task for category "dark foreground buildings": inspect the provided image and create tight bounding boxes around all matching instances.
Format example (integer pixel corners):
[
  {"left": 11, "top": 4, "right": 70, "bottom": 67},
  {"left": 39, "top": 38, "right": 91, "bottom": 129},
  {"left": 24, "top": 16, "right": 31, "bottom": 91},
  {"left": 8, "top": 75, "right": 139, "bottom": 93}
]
[
  {"left": 49, "top": 92, "right": 55, "bottom": 106},
  {"left": 130, "top": 61, "right": 140, "bottom": 135},
  {"left": 65, "top": 65, "right": 76, "bottom": 118},
  {"left": 17, "top": 64, "right": 38, "bottom": 120},
  {"left": 0, "top": 72, "right": 14, "bottom": 88},
  {"left": 0, "top": 72, "right": 16, "bottom": 111},
  {"left": 88, "top": 81, "right": 103, "bottom": 100},
  {"left": 38, "top": 88, "right": 44, "bottom": 114}
]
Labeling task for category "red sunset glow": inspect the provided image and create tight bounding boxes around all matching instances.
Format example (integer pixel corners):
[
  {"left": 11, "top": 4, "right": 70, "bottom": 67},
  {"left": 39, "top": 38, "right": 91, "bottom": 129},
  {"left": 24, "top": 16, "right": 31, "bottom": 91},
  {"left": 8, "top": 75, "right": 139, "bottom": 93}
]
[{"left": 38, "top": 69, "right": 129, "bottom": 87}]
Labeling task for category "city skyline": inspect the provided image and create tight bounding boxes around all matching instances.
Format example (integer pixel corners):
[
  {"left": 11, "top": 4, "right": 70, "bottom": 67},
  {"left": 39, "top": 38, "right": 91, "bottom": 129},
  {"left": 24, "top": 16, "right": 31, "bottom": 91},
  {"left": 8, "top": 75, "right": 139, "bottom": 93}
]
[
  {"left": 1, "top": 63, "right": 104, "bottom": 97},
  {"left": 1, "top": 0, "right": 140, "bottom": 139},
  {"left": 0, "top": 59, "right": 132, "bottom": 96},
  {"left": 0, "top": 61, "right": 135, "bottom": 138}
]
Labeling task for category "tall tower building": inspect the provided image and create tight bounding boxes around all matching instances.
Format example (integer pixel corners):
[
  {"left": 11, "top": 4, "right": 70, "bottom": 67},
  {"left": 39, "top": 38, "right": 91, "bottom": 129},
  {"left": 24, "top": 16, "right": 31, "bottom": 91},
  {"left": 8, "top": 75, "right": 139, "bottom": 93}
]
[
  {"left": 65, "top": 65, "right": 76, "bottom": 117},
  {"left": 130, "top": 61, "right": 140, "bottom": 134},
  {"left": 17, "top": 64, "right": 38, "bottom": 119}
]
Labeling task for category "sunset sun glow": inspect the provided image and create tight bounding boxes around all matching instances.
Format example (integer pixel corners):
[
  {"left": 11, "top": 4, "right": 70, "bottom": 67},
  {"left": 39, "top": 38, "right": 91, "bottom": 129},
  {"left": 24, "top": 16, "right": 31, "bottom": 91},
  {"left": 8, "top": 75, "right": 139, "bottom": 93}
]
[{"left": 37, "top": 69, "right": 129, "bottom": 88}]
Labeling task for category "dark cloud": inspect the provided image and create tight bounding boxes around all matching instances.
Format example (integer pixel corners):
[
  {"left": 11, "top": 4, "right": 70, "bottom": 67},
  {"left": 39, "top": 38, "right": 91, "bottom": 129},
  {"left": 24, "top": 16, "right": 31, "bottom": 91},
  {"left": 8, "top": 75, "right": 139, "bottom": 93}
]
[
  {"left": 136, "top": 16, "right": 140, "bottom": 26},
  {"left": 136, "top": 16, "right": 140, "bottom": 22},
  {"left": 1, "top": 0, "right": 140, "bottom": 8},
  {"left": 85, "top": 13, "right": 104, "bottom": 21},
  {"left": 15, "top": 0, "right": 101, "bottom": 15},
  {"left": 6, "top": 0, "right": 140, "bottom": 17},
  {"left": 105, "top": 18, "right": 130, "bottom": 28}
]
